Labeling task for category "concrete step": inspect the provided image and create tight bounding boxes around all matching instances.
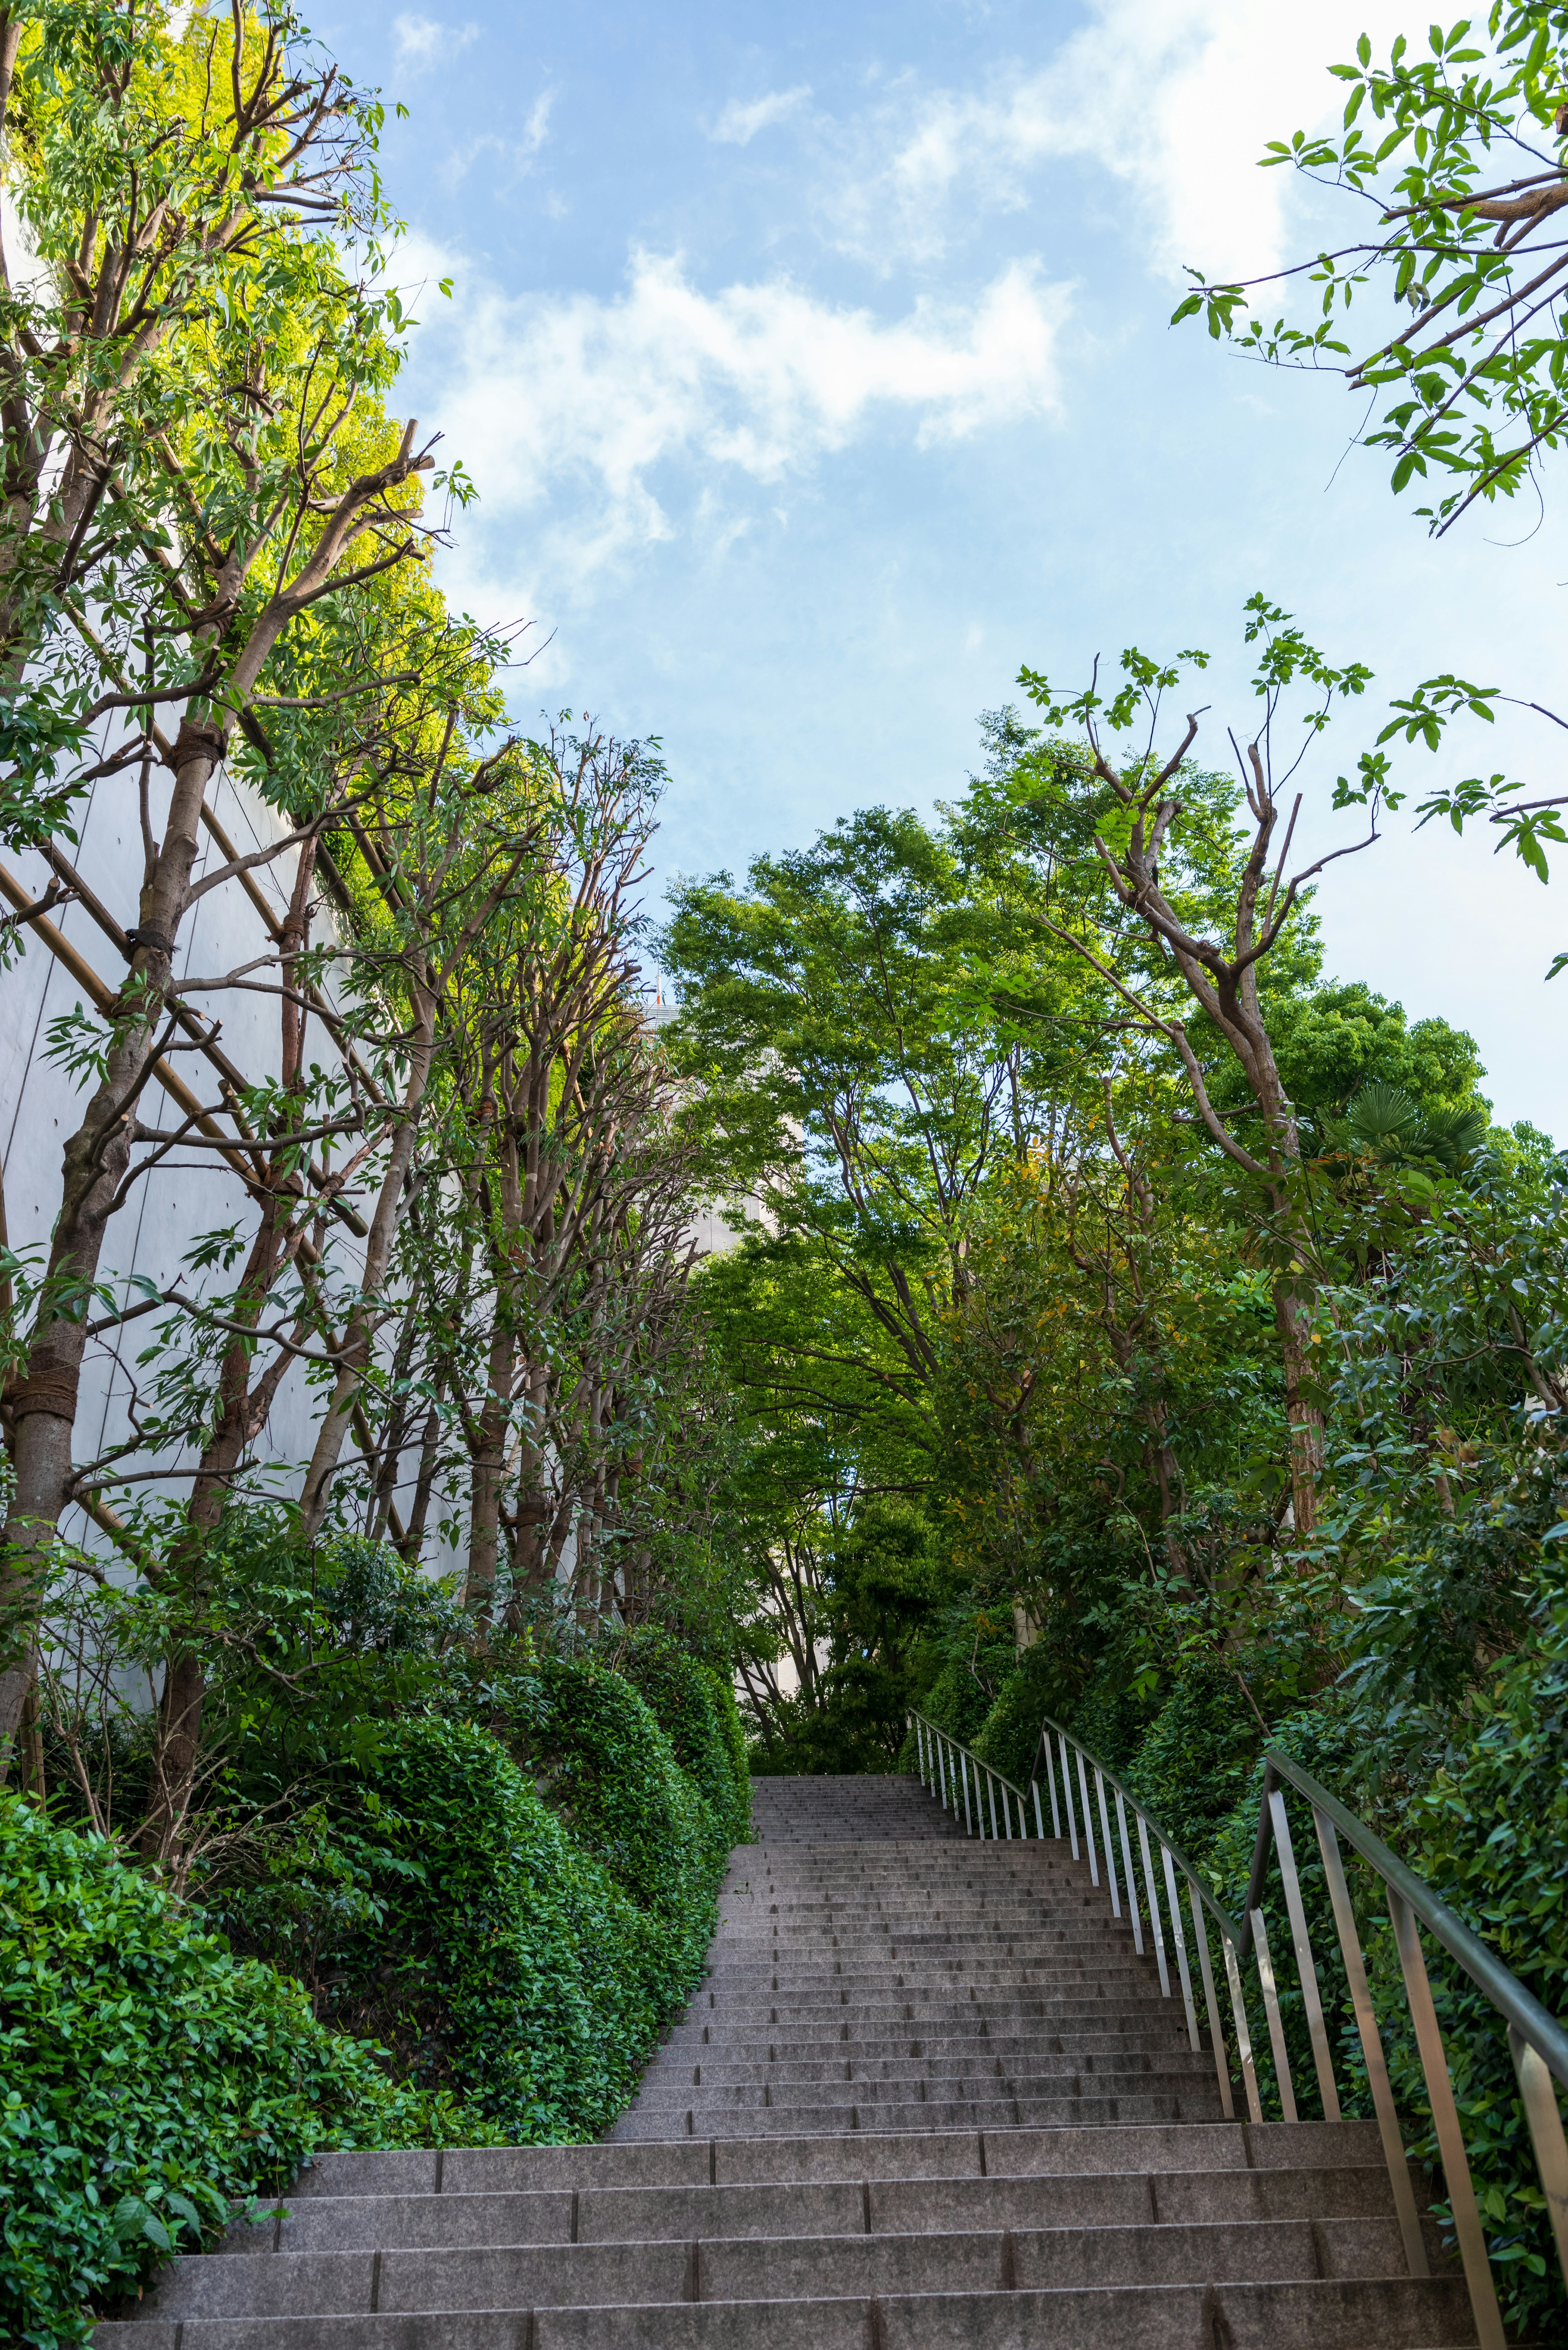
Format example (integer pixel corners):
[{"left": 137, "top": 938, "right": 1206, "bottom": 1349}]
[
  {"left": 658, "top": 2031, "right": 1204, "bottom": 2059},
  {"left": 626, "top": 2069, "right": 1216, "bottom": 2108},
  {"left": 608, "top": 2093, "right": 1221, "bottom": 2139},
  {"left": 94, "top": 2273, "right": 1478, "bottom": 2349},
  {"left": 218, "top": 2158, "right": 1434, "bottom": 2257},
  {"left": 642, "top": 2054, "right": 1218, "bottom": 2086},
  {"left": 143, "top": 2214, "right": 1454, "bottom": 2321}
]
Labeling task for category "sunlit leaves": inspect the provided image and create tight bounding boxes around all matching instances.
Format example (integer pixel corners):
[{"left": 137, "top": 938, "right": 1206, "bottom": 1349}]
[{"left": 1173, "top": 5, "right": 1568, "bottom": 530}]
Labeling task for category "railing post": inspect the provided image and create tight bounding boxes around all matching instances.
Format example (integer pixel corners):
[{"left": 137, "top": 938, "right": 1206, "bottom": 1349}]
[
  {"left": 986, "top": 1771, "right": 1000, "bottom": 1839},
  {"left": 1160, "top": 1843, "right": 1200, "bottom": 2052},
  {"left": 1189, "top": 1884, "right": 1235, "bottom": 2120},
  {"left": 1114, "top": 1792, "right": 1145, "bottom": 1956},
  {"left": 1135, "top": 1813, "right": 1172, "bottom": 1998},
  {"left": 1310, "top": 1808, "right": 1428, "bottom": 2277},
  {"left": 1075, "top": 1748, "right": 1100, "bottom": 1888},
  {"left": 1508, "top": 2023, "right": 1568, "bottom": 2288},
  {"left": 1388, "top": 1887, "right": 1506, "bottom": 2350},
  {"left": 1057, "top": 1736, "right": 1079, "bottom": 1860},
  {"left": 1094, "top": 1768, "right": 1122, "bottom": 1917},
  {"left": 1250, "top": 1906, "right": 1298, "bottom": 2125},
  {"left": 1044, "top": 1737, "right": 1062, "bottom": 1840},
  {"left": 1268, "top": 1786, "right": 1340, "bottom": 2120},
  {"left": 1031, "top": 1779, "right": 1045, "bottom": 1840},
  {"left": 1221, "top": 1931, "right": 1264, "bottom": 2124},
  {"left": 959, "top": 1747, "right": 973, "bottom": 1837},
  {"left": 937, "top": 1733, "right": 950, "bottom": 1812}
]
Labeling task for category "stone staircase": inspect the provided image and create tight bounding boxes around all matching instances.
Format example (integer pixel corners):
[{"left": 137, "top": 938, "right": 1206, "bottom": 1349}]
[{"left": 96, "top": 1771, "right": 1475, "bottom": 2348}]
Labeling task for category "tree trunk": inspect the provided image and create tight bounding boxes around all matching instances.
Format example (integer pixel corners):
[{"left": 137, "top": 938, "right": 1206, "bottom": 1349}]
[
  {"left": 1273, "top": 1275, "right": 1325, "bottom": 1536},
  {"left": 297, "top": 986, "right": 436, "bottom": 1541},
  {"left": 0, "top": 717, "right": 223, "bottom": 1757}
]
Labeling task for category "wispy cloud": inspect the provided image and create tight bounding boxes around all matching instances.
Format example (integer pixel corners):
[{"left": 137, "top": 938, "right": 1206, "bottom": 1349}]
[
  {"left": 821, "top": 0, "right": 1413, "bottom": 279},
  {"left": 438, "top": 87, "right": 556, "bottom": 190},
  {"left": 402, "top": 239, "right": 1070, "bottom": 586},
  {"left": 394, "top": 12, "right": 479, "bottom": 72},
  {"left": 711, "top": 86, "right": 812, "bottom": 146},
  {"left": 521, "top": 87, "right": 556, "bottom": 153}
]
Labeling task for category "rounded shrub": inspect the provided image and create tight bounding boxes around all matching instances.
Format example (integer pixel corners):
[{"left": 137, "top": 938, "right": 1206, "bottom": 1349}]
[
  {"left": 0, "top": 1793, "right": 460, "bottom": 2350},
  {"left": 619, "top": 1628, "right": 751, "bottom": 1845},
  {"left": 312, "top": 1716, "right": 701, "bottom": 2142}
]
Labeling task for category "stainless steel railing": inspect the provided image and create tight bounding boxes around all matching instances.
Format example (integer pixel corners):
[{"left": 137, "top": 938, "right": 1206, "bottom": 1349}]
[{"left": 909, "top": 1706, "right": 1568, "bottom": 2350}]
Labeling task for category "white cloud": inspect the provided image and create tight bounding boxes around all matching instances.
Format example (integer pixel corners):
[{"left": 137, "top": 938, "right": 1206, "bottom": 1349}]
[
  {"left": 403, "top": 240, "right": 1070, "bottom": 586},
  {"left": 712, "top": 86, "right": 813, "bottom": 146},
  {"left": 829, "top": 0, "right": 1414, "bottom": 279},
  {"left": 521, "top": 87, "right": 556, "bottom": 153},
  {"left": 394, "top": 12, "right": 478, "bottom": 71},
  {"left": 438, "top": 88, "right": 556, "bottom": 189}
]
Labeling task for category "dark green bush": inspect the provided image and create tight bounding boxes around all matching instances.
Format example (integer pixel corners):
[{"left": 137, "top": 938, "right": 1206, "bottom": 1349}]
[
  {"left": 969, "top": 1643, "right": 1076, "bottom": 1788},
  {"left": 1377, "top": 1563, "right": 1568, "bottom": 2341},
  {"left": 225, "top": 1715, "right": 707, "bottom": 2143},
  {"left": 487, "top": 1652, "right": 726, "bottom": 1929},
  {"left": 0, "top": 1793, "right": 466, "bottom": 2350},
  {"left": 910, "top": 1627, "right": 1018, "bottom": 1750},
  {"left": 619, "top": 1628, "right": 751, "bottom": 1844},
  {"left": 1120, "top": 1653, "right": 1262, "bottom": 1864}
]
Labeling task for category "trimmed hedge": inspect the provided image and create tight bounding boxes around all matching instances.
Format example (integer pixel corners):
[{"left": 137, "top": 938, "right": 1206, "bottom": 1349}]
[
  {"left": 491, "top": 1654, "right": 728, "bottom": 1930},
  {"left": 619, "top": 1628, "right": 751, "bottom": 1844},
  {"left": 0, "top": 1794, "right": 467, "bottom": 2350},
  {"left": 301, "top": 1716, "right": 701, "bottom": 2141}
]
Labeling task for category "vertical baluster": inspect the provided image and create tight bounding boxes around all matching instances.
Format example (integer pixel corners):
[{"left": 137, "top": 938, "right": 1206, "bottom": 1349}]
[
  {"left": 1188, "top": 1885, "right": 1234, "bottom": 2120},
  {"left": 1075, "top": 1749, "right": 1100, "bottom": 1888},
  {"left": 1114, "top": 1792, "right": 1145, "bottom": 1956},
  {"left": 1135, "top": 1813, "right": 1172, "bottom": 1997},
  {"left": 1094, "top": 1769, "right": 1122, "bottom": 1917},
  {"left": 1057, "top": 1737, "right": 1079, "bottom": 1861},
  {"left": 1268, "top": 1788, "right": 1340, "bottom": 2120},
  {"left": 1044, "top": 1737, "right": 1062, "bottom": 1840},
  {"left": 1221, "top": 1931, "right": 1264, "bottom": 2124},
  {"left": 937, "top": 1734, "right": 949, "bottom": 1812},
  {"left": 1159, "top": 1844, "right": 1200, "bottom": 2051},
  {"left": 986, "top": 1772, "right": 999, "bottom": 1839},
  {"left": 1031, "top": 1779, "right": 1045, "bottom": 1840},
  {"left": 1250, "top": 1906, "right": 1298, "bottom": 2125},
  {"left": 1387, "top": 1888, "right": 1506, "bottom": 2350},
  {"left": 1002, "top": 1779, "right": 1013, "bottom": 1839},
  {"left": 1310, "top": 1809, "right": 1425, "bottom": 2275},
  {"left": 959, "top": 1746, "right": 973, "bottom": 1837},
  {"left": 1507, "top": 2025, "right": 1568, "bottom": 2291}
]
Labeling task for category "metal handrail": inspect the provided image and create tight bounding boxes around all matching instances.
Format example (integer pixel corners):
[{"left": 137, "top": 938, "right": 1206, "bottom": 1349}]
[
  {"left": 907, "top": 1703, "right": 1568, "bottom": 2350},
  {"left": 909, "top": 1704, "right": 1244, "bottom": 2126},
  {"left": 1261, "top": 1751, "right": 1568, "bottom": 2093}
]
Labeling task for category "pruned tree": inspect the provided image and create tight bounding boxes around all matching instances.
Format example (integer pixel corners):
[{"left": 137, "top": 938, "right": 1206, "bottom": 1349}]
[{"left": 1019, "top": 598, "right": 1390, "bottom": 1533}]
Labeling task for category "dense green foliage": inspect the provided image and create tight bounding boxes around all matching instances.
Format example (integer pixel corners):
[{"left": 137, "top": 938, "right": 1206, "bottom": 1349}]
[
  {"left": 258, "top": 1715, "right": 710, "bottom": 2140},
  {"left": 618, "top": 1628, "right": 754, "bottom": 1847},
  {"left": 18, "top": 1533, "right": 748, "bottom": 2346},
  {"left": 0, "top": 1795, "right": 476, "bottom": 2350}
]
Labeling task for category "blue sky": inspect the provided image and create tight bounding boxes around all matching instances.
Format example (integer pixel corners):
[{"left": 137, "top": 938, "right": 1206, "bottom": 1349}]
[{"left": 318, "top": 0, "right": 1568, "bottom": 1134}]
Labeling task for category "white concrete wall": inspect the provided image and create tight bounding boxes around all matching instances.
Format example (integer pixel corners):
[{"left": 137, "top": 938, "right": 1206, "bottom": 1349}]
[{"left": 1, "top": 758, "right": 366, "bottom": 1553}]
